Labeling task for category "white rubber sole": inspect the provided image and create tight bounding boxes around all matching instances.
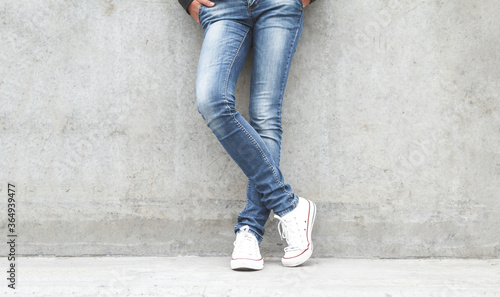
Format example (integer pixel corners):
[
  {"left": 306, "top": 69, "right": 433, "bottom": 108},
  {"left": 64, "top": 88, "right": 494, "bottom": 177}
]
[
  {"left": 230, "top": 258, "right": 264, "bottom": 271},
  {"left": 282, "top": 199, "right": 316, "bottom": 267}
]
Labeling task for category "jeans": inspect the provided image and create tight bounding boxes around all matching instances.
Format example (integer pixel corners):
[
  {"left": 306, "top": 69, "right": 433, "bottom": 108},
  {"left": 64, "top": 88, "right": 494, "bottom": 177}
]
[{"left": 196, "top": 0, "right": 304, "bottom": 243}]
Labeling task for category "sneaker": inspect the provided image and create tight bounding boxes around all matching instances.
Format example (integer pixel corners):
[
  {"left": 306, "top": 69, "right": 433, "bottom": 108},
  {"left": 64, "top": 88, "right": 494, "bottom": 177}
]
[
  {"left": 274, "top": 197, "right": 316, "bottom": 267},
  {"left": 230, "top": 225, "right": 264, "bottom": 270}
]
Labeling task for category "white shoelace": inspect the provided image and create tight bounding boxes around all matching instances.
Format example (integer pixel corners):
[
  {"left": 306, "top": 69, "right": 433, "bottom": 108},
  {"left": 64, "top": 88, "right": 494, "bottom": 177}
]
[
  {"left": 234, "top": 227, "right": 259, "bottom": 256},
  {"left": 274, "top": 214, "right": 305, "bottom": 252}
]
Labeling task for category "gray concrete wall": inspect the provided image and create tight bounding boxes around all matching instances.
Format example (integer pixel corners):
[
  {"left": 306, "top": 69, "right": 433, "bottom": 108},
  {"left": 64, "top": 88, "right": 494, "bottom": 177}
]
[{"left": 0, "top": 0, "right": 499, "bottom": 258}]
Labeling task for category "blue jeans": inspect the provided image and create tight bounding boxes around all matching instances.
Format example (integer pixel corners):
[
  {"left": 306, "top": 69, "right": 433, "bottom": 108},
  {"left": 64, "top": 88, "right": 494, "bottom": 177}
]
[{"left": 196, "top": 0, "right": 304, "bottom": 243}]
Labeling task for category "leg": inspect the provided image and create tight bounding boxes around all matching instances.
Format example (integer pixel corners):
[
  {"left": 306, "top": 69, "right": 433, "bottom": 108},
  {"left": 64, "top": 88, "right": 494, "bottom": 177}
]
[
  {"left": 235, "top": 0, "right": 305, "bottom": 242},
  {"left": 196, "top": 21, "right": 298, "bottom": 209},
  {"left": 197, "top": 23, "right": 299, "bottom": 233}
]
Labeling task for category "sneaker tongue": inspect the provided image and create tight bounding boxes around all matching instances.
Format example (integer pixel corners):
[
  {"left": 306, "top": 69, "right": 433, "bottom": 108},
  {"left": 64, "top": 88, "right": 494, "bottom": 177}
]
[{"left": 240, "top": 231, "right": 255, "bottom": 245}]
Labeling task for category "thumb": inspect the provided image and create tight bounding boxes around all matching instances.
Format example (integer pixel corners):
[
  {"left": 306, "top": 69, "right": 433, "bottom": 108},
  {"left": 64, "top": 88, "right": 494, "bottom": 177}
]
[{"left": 197, "top": 0, "right": 215, "bottom": 7}]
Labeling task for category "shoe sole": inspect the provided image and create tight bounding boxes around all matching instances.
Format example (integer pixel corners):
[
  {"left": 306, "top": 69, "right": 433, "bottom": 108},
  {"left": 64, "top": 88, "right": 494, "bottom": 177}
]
[
  {"left": 231, "top": 258, "right": 264, "bottom": 271},
  {"left": 282, "top": 199, "right": 316, "bottom": 267}
]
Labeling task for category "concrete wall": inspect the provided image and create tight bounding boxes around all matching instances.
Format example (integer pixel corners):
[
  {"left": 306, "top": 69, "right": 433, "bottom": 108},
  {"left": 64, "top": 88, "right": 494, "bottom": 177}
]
[{"left": 1, "top": 0, "right": 499, "bottom": 258}]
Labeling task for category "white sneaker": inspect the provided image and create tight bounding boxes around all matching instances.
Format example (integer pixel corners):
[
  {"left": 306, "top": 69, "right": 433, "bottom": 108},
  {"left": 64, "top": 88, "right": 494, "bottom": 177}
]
[
  {"left": 230, "top": 225, "right": 264, "bottom": 270},
  {"left": 274, "top": 197, "right": 316, "bottom": 267}
]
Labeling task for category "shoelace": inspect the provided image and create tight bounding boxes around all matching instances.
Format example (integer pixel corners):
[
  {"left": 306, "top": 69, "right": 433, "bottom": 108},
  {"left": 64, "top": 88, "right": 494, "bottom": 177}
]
[
  {"left": 234, "top": 228, "right": 259, "bottom": 256},
  {"left": 274, "top": 214, "right": 305, "bottom": 252}
]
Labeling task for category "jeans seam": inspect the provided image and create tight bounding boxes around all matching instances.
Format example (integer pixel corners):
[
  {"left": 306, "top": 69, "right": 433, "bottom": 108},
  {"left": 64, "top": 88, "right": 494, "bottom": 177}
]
[
  {"left": 279, "top": 12, "right": 303, "bottom": 103},
  {"left": 222, "top": 29, "right": 294, "bottom": 203}
]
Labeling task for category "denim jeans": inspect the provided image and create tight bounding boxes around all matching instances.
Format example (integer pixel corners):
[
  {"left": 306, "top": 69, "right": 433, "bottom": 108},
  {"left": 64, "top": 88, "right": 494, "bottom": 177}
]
[{"left": 196, "top": 0, "right": 304, "bottom": 242}]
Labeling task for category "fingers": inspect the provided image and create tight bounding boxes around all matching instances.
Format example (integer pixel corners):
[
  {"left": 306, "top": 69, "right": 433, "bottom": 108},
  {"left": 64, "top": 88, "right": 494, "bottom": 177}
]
[
  {"left": 188, "top": 0, "right": 215, "bottom": 24},
  {"left": 197, "top": 0, "right": 215, "bottom": 7}
]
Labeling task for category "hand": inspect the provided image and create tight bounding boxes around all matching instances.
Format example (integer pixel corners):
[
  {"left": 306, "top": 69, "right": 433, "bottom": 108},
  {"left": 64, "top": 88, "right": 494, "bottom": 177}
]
[
  {"left": 188, "top": 0, "right": 215, "bottom": 24},
  {"left": 302, "top": 0, "right": 311, "bottom": 7}
]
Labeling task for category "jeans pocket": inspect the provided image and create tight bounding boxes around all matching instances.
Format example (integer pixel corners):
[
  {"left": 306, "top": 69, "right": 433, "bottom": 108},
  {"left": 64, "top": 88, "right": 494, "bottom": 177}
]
[{"left": 198, "top": 4, "right": 205, "bottom": 22}]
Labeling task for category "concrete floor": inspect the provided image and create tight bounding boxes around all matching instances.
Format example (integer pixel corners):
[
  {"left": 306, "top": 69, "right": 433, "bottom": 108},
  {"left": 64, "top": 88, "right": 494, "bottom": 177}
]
[{"left": 2, "top": 257, "right": 499, "bottom": 296}]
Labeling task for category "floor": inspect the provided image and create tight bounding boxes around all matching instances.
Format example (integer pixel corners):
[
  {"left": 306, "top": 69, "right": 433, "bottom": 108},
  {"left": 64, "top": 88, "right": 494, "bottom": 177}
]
[{"left": 2, "top": 257, "right": 499, "bottom": 296}]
